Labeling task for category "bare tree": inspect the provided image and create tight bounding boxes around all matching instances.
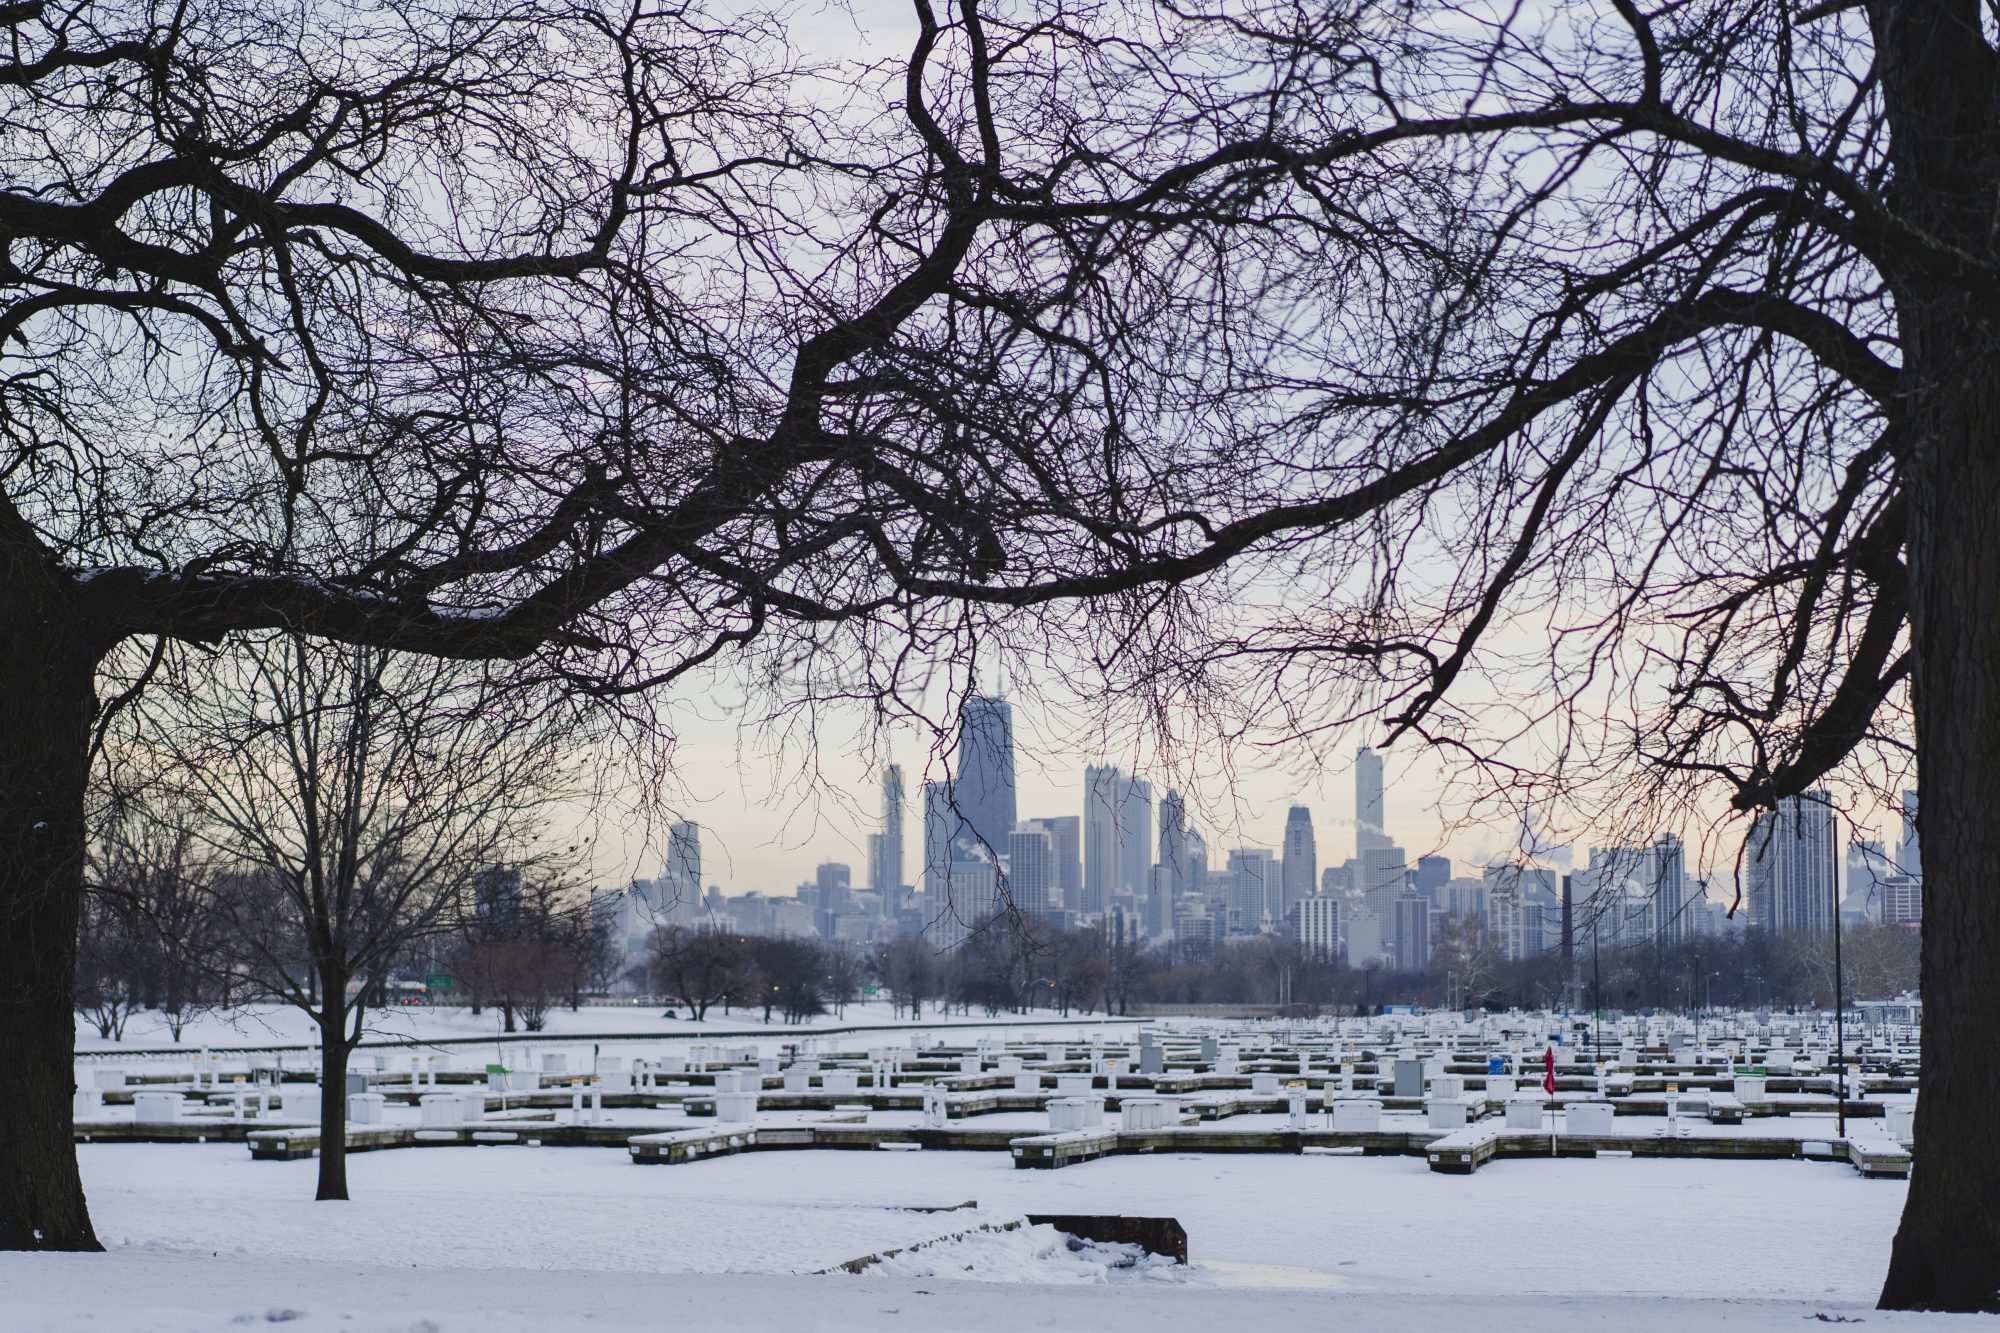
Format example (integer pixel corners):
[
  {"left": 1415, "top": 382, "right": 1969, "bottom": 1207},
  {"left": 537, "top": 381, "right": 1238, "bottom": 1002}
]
[
  {"left": 119, "top": 631, "right": 584, "bottom": 1201},
  {"left": 877, "top": 937, "right": 941, "bottom": 1020},
  {"left": 647, "top": 924, "right": 748, "bottom": 1022}
]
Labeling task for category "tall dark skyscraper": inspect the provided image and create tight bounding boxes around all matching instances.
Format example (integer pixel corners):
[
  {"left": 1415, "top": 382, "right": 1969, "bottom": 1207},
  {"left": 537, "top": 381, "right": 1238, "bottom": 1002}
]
[
  {"left": 1280, "top": 806, "right": 1317, "bottom": 918},
  {"left": 1747, "top": 790, "right": 1836, "bottom": 934},
  {"left": 952, "top": 696, "right": 1016, "bottom": 860}
]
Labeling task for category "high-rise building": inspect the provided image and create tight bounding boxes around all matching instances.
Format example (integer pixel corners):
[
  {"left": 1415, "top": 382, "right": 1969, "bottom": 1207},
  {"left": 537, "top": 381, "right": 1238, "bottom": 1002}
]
[
  {"left": 1413, "top": 854, "right": 1451, "bottom": 901},
  {"left": 1359, "top": 845, "right": 1408, "bottom": 918},
  {"left": 953, "top": 697, "right": 1016, "bottom": 861},
  {"left": 1152, "top": 791, "right": 1189, "bottom": 938},
  {"left": 814, "top": 861, "right": 851, "bottom": 937},
  {"left": 1898, "top": 790, "right": 1921, "bottom": 878},
  {"left": 1288, "top": 895, "right": 1343, "bottom": 958},
  {"left": 1486, "top": 884, "right": 1545, "bottom": 961},
  {"left": 1355, "top": 746, "right": 1388, "bottom": 854},
  {"left": 923, "top": 781, "right": 958, "bottom": 894},
  {"left": 1280, "top": 806, "right": 1317, "bottom": 919},
  {"left": 1158, "top": 791, "right": 1190, "bottom": 898},
  {"left": 1881, "top": 874, "right": 1922, "bottom": 927},
  {"left": 1006, "top": 824, "right": 1054, "bottom": 918},
  {"left": 1845, "top": 838, "right": 1890, "bottom": 923},
  {"left": 1121, "top": 777, "right": 1153, "bottom": 900},
  {"left": 662, "top": 821, "right": 702, "bottom": 919},
  {"left": 1083, "top": 765, "right": 1150, "bottom": 914},
  {"left": 1224, "top": 847, "right": 1278, "bottom": 931},
  {"left": 1746, "top": 790, "right": 1837, "bottom": 934},
  {"left": 929, "top": 859, "right": 1002, "bottom": 952},
  {"left": 1021, "top": 815, "right": 1081, "bottom": 911},
  {"left": 1652, "top": 833, "right": 1687, "bottom": 948},
  {"left": 1393, "top": 889, "right": 1432, "bottom": 972},
  {"left": 871, "top": 763, "right": 905, "bottom": 910}
]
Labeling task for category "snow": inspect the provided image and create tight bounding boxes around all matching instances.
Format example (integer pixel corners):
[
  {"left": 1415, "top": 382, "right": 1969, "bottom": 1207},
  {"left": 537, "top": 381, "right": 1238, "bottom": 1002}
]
[
  {"left": 858, "top": 1223, "right": 1187, "bottom": 1284},
  {"left": 25, "top": 1010, "right": 1965, "bottom": 1331},
  {"left": 3, "top": 1138, "right": 1952, "bottom": 1331}
]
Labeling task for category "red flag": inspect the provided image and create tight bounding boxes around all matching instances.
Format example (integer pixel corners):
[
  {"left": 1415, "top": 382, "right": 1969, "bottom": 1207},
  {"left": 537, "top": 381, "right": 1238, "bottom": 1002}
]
[{"left": 1543, "top": 1046, "right": 1557, "bottom": 1097}]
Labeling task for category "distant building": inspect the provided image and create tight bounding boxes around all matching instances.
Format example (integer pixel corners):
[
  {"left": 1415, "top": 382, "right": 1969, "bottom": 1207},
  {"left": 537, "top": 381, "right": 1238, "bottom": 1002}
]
[
  {"left": 1413, "top": 854, "right": 1451, "bottom": 900},
  {"left": 1156, "top": 791, "right": 1191, "bottom": 934},
  {"left": 1846, "top": 838, "right": 1891, "bottom": 923},
  {"left": 1393, "top": 889, "right": 1431, "bottom": 973},
  {"left": 1288, "top": 894, "right": 1343, "bottom": 959},
  {"left": 1355, "top": 746, "right": 1389, "bottom": 853},
  {"left": 1020, "top": 815, "right": 1080, "bottom": 913},
  {"left": 870, "top": 763, "right": 905, "bottom": 912},
  {"left": 928, "top": 860, "right": 1002, "bottom": 952},
  {"left": 1083, "top": 765, "right": 1150, "bottom": 914},
  {"left": 1007, "top": 824, "right": 1054, "bottom": 918},
  {"left": 1224, "top": 848, "right": 1278, "bottom": 932},
  {"left": 1881, "top": 874, "right": 1922, "bottom": 927},
  {"left": 953, "top": 697, "right": 1016, "bottom": 861},
  {"left": 1898, "top": 790, "right": 1921, "bottom": 879},
  {"left": 1280, "top": 806, "right": 1317, "bottom": 921},
  {"left": 814, "top": 861, "right": 850, "bottom": 938},
  {"left": 1747, "top": 791, "right": 1837, "bottom": 935}
]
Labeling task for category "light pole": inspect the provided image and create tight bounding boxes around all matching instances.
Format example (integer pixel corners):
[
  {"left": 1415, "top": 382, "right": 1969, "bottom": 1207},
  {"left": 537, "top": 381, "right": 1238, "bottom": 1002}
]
[{"left": 1830, "top": 807, "right": 1847, "bottom": 1136}]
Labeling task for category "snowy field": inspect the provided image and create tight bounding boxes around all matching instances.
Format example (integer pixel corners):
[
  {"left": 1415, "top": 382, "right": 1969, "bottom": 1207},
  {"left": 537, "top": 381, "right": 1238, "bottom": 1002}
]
[
  {"left": 76, "top": 1002, "right": 1137, "bottom": 1057},
  {"left": 7, "top": 1141, "right": 1979, "bottom": 1332}
]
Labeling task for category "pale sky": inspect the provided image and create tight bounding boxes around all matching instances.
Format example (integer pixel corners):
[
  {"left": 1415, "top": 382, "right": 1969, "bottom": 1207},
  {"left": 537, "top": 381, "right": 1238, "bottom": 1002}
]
[{"left": 570, "top": 0, "right": 1914, "bottom": 899}]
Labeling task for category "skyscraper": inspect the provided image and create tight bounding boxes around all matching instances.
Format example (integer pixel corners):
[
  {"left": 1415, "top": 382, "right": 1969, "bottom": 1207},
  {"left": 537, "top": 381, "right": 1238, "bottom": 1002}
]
[
  {"left": 1155, "top": 791, "right": 1189, "bottom": 937},
  {"left": 1898, "top": 790, "right": 1921, "bottom": 878},
  {"left": 1157, "top": 791, "right": 1189, "bottom": 895},
  {"left": 1083, "top": 764, "right": 1149, "bottom": 914},
  {"left": 1280, "top": 806, "right": 1317, "bottom": 919},
  {"left": 923, "top": 781, "right": 957, "bottom": 894},
  {"left": 1393, "top": 888, "right": 1431, "bottom": 972},
  {"left": 1006, "top": 824, "right": 1054, "bottom": 917},
  {"left": 1414, "top": 854, "right": 1452, "bottom": 900},
  {"left": 953, "top": 697, "right": 1016, "bottom": 861},
  {"left": 1225, "top": 847, "right": 1278, "bottom": 930},
  {"left": 1846, "top": 838, "right": 1890, "bottom": 922},
  {"left": 1747, "top": 790, "right": 1837, "bottom": 934},
  {"left": 871, "top": 763, "right": 905, "bottom": 911},
  {"left": 1121, "top": 777, "right": 1153, "bottom": 899},
  {"left": 664, "top": 821, "right": 702, "bottom": 911},
  {"left": 1652, "top": 833, "right": 1687, "bottom": 948},
  {"left": 1355, "top": 746, "right": 1388, "bottom": 854},
  {"left": 814, "top": 861, "right": 850, "bottom": 937},
  {"left": 1023, "top": 815, "right": 1082, "bottom": 910}
]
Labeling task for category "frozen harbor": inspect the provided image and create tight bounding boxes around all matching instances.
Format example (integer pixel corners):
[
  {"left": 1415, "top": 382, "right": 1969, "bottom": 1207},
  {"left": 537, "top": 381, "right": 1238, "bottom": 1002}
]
[
  {"left": 19, "top": 1007, "right": 1948, "bottom": 1329},
  {"left": 2, "top": 1141, "right": 1945, "bottom": 1331}
]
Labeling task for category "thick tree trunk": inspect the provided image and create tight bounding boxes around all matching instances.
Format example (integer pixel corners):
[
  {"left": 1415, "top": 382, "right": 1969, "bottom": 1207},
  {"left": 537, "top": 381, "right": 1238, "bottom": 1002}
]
[
  {"left": 0, "top": 617, "right": 103, "bottom": 1251},
  {"left": 316, "top": 1007, "right": 352, "bottom": 1202},
  {"left": 1879, "top": 338, "right": 2000, "bottom": 1311}
]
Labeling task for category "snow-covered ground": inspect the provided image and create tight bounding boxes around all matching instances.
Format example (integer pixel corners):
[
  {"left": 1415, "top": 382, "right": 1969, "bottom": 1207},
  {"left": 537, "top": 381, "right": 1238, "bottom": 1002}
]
[
  {"left": 6, "top": 1139, "right": 1966, "bottom": 1331},
  {"left": 76, "top": 1002, "right": 1138, "bottom": 1056}
]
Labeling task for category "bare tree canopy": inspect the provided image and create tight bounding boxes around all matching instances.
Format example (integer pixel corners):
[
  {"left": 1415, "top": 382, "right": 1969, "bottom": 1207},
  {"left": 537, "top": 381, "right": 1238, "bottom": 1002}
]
[{"left": 0, "top": 0, "right": 1991, "bottom": 1308}]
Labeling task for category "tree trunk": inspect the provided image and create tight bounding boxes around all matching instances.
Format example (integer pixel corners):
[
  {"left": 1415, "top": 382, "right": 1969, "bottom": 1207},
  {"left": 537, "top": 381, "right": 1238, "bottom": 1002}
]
[
  {"left": 1880, "top": 333, "right": 2000, "bottom": 1310},
  {"left": 0, "top": 616, "right": 103, "bottom": 1251},
  {"left": 316, "top": 1006, "right": 352, "bottom": 1202}
]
